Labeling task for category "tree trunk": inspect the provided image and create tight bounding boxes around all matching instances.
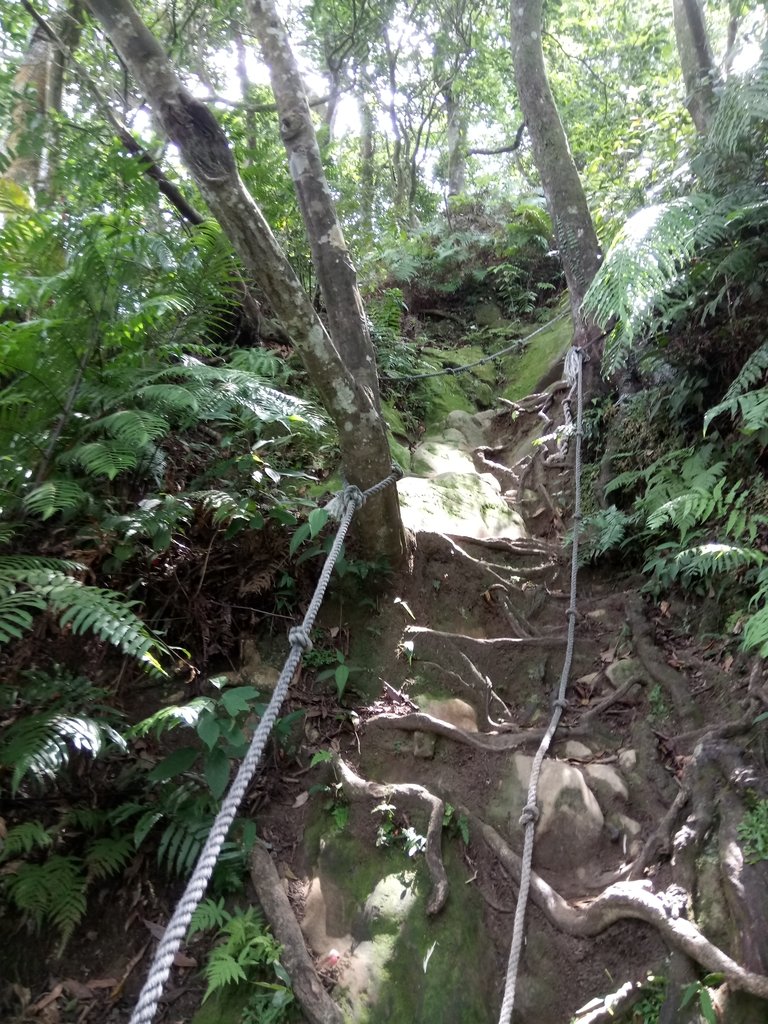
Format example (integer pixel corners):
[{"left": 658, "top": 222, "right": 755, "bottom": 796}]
[
  {"left": 249, "top": 0, "right": 381, "bottom": 408},
  {"left": 672, "top": 0, "right": 719, "bottom": 134},
  {"left": 4, "top": 22, "right": 52, "bottom": 188},
  {"left": 509, "top": 0, "right": 604, "bottom": 378},
  {"left": 359, "top": 94, "right": 375, "bottom": 235},
  {"left": 444, "top": 85, "right": 467, "bottom": 197},
  {"left": 82, "top": 0, "right": 405, "bottom": 566}
]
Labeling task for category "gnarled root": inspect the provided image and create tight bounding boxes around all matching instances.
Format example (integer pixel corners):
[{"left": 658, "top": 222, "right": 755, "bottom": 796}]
[
  {"left": 467, "top": 811, "right": 768, "bottom": 1001},
  {"left": 333, "top": 757, "right": 448, "bottom": 915},
  {"left": 249, "top": 843, "right": 344, "bottom": 1024}
]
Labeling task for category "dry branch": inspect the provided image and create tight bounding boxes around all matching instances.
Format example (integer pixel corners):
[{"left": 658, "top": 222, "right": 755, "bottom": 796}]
[{"left": 249, "top": 844, "right": 343, "bottom": 1024}]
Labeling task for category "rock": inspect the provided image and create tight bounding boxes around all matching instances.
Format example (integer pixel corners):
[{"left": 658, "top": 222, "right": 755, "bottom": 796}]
[
  {"left": 397, "top": 473, "right": 527, "bottom": 540},
  {"left": 356, "top": 872, "right": 419, "bottom": 938},
  {"left": 583, "top": 763, "right": 629, "bottom": 807},
  {"left": 618, "top": 748, "right": 637, "bottom": 772},
  {"left": 563, "top": 740, "right": 592, "bottom": 759},
  {"left": 420, "top": 697, "right": 478, "bottom": 732},
  {"left": 490, "top": 754, "right": 605, "bottom": 872},
  {"left": 606, "top": 657, "right": 646, "bottom": 689},
  {"left": 445, "top": 409, "right": 495, "bottom": 450},
  {"left": 410, "top": 440, "right": 476, "bottom": 477}
]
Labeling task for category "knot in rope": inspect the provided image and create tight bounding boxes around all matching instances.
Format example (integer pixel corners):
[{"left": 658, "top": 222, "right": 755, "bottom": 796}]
[
  {"left": 552, "top": 697, "right": 569, "bottom": 711},
  {"left": 390, "top": 461, "right": 404, "bottom": 482},
  {"left": 519, "top": 802, "right": 540, "bottom": 826},
  {"left": 342, "top": 484, "right": 365, "bottom": 512},
  {"left": 564, "top": 346, "right": 582, "bottom": 387},
  {"left": 288, "top": 626, "right": 313, "bottom": 652}
]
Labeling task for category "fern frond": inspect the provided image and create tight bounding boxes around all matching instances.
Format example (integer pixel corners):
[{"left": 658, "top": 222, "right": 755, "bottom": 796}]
[
  {"left": 584, "top": 195, "right": 727, "bottom": 369},
  {"left": 203, "top": 945, "right": 248, "bottom": 1000},
  {"left": 705, "top": 341, "right": 768, "bottom": 433},
  {"left": 189, "top": 897, "right": 230, "bottom": 937},
  {"left": 0, "top": 711, "right": 126, "bottom": 792},
  {"left": 675, "top": 542, "right": 765, "bottom": 580},
  {"left": 84, "top": 835, "right": 133, "bottom": 880},
  {"left": 23, "top": 479, "right": 90, "bottom": 520},
  {"left": 85, "top": 409, "right": 169, "bottom": 448},
  {"left": 0, "top": 820, "right": 53, "bottom": 860},
  {"left": 0, "top": 556, "right": 166, "bottom": 668},
  {"left": 3, "top": 856, "right": 87, "bottom": 944},
  {"left": 65, "top": 440, "right": 141, "bottom": 480}
]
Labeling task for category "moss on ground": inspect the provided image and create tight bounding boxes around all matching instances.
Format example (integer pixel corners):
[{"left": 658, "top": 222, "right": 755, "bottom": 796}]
[{"left": 501, "top": 312, "right": 572, "bottom": 401}]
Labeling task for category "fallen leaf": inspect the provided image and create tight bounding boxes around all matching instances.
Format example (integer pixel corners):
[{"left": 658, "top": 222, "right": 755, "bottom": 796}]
[
  {"left": 142, "top": 918, "right": 166, "bottom": 940},
  {"left": 600, "top": 649, "right": 615, "bottom": 665},
  {"left": 723, "top": 654, "right": 734, "bottom": 672},
  {"left": 293, "top": 791, "right": 309, "bottom": 808},
  {"left": 62, "top": 979, "right": 94, "bottom": 1000},
  {"left": 31, "top": 984, "right": 64, "bottom": 1012},
  {"left": 85, "top": 978, "right": 118, "bottom": 991},
  {"left": 173, "top": 952, "right": 197, "bottom": 968}
]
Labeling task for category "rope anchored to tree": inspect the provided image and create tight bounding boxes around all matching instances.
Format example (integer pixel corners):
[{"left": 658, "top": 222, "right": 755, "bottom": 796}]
[
  {"left": 497, "top": 346, "right": 585, "bottom": 1024},
  {"left": 128, "top": 466, "right": 401, "bottom": 1024}
]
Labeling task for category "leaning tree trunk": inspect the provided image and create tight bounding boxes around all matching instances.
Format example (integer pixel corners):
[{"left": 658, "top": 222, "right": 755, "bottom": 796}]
[
  {"left": 83, "top": 0, "right": 405, "bottom": 566},
  {"left": 672, "top": 0, "right": 720, "bottom": 134},
  {"left": 250, "top": 0, "right": 381, "bottom": 408},
  {"left": 509, "top": 0, "right": 604, "bottom": 381}
]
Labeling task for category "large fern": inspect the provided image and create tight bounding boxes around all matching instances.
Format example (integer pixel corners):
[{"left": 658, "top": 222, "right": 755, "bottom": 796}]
[{"left": 0, "top": 555, "right": 165, "bottom": 667}]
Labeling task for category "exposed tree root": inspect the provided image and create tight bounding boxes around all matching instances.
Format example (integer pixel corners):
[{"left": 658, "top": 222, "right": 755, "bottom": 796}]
[
  {"left": 249, "top": 843, "right": 343, "bottom": 1024},
  {"left": 404, "top": 624, "right": 564, "bottom": 649},
  {"left": 467, "top": 812, "right": 768, "bottom": 1001},
  {"left": 333, "top": 757, "right": 448, "bottom": 915},
  {"left": 366, "top": 710, "right": 588, "bottom": 750},
  {"left": 570, "top": 978, "right": 658, "bottom": 1023},
  {"left": 626, "top": 595, "right": 700, "bottom": 731}
]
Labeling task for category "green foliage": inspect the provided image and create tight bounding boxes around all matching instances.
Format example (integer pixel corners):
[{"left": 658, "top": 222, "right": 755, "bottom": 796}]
[
  {"left": 373, "top": 799, "right": 427, "bottom": 857},
  {"left": 737, "top": 799, "right": 768, "bottom": 864},
  {"left": 194, "top": 903, "right": 292, "bottom": 1017},
  {"left": 0, "top": 555, "right": 166, "bottom": 668},
  {"left": 0, "top": 668, "right": 126, "bottom": 793},
  {"left": 2, "top": 856, "right": 87, "bottom": 947}
]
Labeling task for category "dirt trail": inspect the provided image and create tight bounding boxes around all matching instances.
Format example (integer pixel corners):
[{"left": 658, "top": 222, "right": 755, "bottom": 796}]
[{"left": 248, "top": 356, "right": 768, "bottom": 1024}]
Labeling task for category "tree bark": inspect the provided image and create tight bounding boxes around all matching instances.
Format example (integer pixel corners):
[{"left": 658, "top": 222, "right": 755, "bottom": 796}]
[
  {"left": 249, "top": 0, "right": 381, "bottom": 408},
  {"left": 672, "top": 0, "right": 719, "bottom": 134},
  {"left": 82, "top": 0, "right": 405, "bottom": 566},
  {"left": 444, "top": 85, "right": 467, "bottom": 196},
  {"left": 4, "top": 20, "right": 53, "bottom": 188},
  {"left": 509, "top": 0, "right": 604, "bottom": 375}
]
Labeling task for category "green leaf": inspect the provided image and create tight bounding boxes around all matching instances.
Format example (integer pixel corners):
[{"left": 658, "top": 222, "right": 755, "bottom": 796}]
[
  {"left": 148, "top": 747, "right": 198, "bottom": 782},
  {"left": 310, "top": 750, "right": 333, "bottom": 766},
  {"left": 335, "top": 663, "right": 350, "bottom": 698},
  {"left": 699, "top": 987, "right": 716, "bottom": 1024},
  {"left": 221, "top": 686, "right": 259, "bottom": 716},
  {"left": 308, "top": 507, "right": 329, "bottom": 539},
  {"left": 197, "top": 712, "right": 221, "bottom": 750},
  {"left": 204, "top": 747, "right": 231, "bottom": 799},
  {"left": 289, "top": 522, "right": 311, "bottom": 556}
]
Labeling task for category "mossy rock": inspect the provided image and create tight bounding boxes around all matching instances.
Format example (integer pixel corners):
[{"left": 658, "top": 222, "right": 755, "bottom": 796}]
[
  {"left": 421, "top": 345, "right": 498, "bottom": 385},
  {"left": 420, "top": 373, "right": 475, "bottom": 429},
  {"left": 502, "top": 311, "right": 572, "bottom": 401}
]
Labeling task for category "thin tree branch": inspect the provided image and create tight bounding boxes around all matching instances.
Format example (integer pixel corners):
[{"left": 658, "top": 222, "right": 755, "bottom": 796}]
[{"left": 21, "top": 0, "right": 205, "bottom": 226}]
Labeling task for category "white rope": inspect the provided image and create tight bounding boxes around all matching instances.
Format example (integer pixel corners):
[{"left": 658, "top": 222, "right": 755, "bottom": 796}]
[
  {"left": 497, "top": 348, "right": 585, "bottom": 1024},
  {"left": 128, "top": 468, "right": 401, "bottom": 1024}
]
